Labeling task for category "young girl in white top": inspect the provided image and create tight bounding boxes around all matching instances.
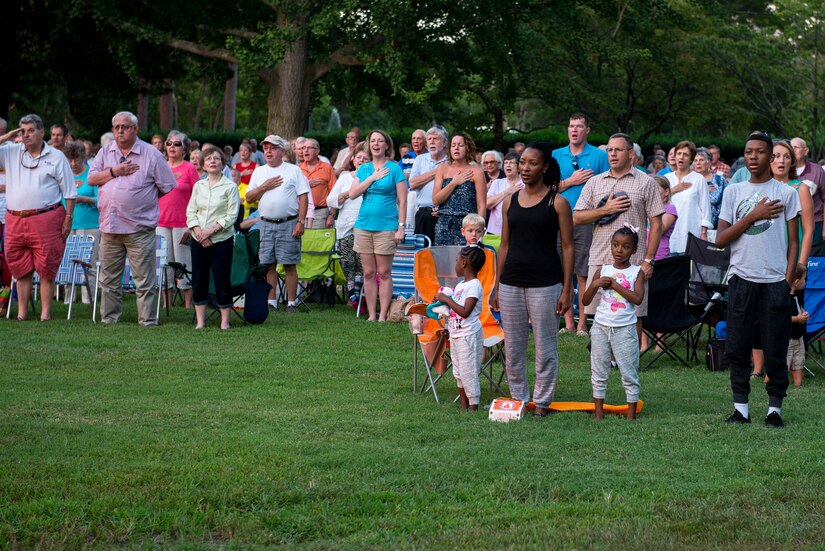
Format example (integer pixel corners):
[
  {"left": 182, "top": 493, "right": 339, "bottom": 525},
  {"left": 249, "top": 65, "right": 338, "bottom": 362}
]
[
  {"left": 434, "top": 245, "right": 487, "bottom": 411},
  {"left": 582, "top": 225, "right": 646, "bottom": 420}
]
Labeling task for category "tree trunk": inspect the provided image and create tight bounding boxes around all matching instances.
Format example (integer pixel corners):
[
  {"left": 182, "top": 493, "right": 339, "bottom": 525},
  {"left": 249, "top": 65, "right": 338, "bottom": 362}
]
[
  {"left": 262, "top": 33, "right": 312, "bottom": 137},
  {"left": 493, "top": 107, "right": 504, "bottom": 152},
  {"left": 194, "top": 78, "right": 207, "bottom": 131},
  {"left": 223, "top": 63, "right": 238, "bottom": 131},
  {"left": 159, "top": 78, "right": 174, "bottom": 132},
  {"left": 136, "top": 78, "right": 149, "bottom": 129}
]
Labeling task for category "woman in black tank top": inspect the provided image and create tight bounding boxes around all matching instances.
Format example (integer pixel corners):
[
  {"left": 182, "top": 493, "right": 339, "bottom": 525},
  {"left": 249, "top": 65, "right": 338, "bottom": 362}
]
[{"left": 492, "top": 142, "right": 574, "bottom": 416}]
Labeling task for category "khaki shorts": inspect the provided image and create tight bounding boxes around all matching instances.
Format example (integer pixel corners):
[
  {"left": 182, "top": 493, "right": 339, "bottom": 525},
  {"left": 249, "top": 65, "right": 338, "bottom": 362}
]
[
  {"left": 584, "top": 264, "right": 649, "bottom": 317},
  {"left": 787, "top": 337, "right": 805, "bottom": 371},
  {"left": 354, "top": 228, "right": 397, "bottom": 256}
]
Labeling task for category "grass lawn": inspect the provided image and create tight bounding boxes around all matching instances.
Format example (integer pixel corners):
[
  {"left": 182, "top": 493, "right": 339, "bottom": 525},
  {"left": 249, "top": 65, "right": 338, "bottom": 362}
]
[{"left": 2, "top": 298, "right": 825, "bottom": 549}]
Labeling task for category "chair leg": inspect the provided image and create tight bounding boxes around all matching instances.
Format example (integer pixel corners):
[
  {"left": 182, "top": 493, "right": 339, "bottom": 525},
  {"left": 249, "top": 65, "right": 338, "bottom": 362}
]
[
  {"left": 92, "top": 266, "right": 100, "bottom": 324},
  {"left": 6, "top": 278, "right": 15, "bottom": 319}
]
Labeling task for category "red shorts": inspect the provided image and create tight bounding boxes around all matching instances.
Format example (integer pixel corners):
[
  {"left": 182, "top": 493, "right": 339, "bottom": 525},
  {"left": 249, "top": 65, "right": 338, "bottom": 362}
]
[{"left": 5, "top": 206, "right": 67, "bottom": 280}]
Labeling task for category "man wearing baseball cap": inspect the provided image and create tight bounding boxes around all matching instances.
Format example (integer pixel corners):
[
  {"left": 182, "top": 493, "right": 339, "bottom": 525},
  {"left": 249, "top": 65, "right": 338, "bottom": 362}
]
[{"left": 245, "top": 135, "right": 310, "bottom": 313}]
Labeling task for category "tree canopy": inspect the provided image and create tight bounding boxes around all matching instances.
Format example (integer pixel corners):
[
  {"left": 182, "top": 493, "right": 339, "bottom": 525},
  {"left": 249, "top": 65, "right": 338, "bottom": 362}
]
[{"left": 3, "top": 0, "right": 824, "bottom": 155}]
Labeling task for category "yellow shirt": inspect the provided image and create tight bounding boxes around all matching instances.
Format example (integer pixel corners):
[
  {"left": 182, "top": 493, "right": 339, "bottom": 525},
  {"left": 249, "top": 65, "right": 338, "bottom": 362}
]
[{"left": 186, "top": 175, "right": 240, "bottom": 244}]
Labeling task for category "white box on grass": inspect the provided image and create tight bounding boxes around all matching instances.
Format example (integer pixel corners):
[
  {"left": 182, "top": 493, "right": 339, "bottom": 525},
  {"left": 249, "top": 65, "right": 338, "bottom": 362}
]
[{"left": 488, "top": 398, "right": 527, "bottom": 422}]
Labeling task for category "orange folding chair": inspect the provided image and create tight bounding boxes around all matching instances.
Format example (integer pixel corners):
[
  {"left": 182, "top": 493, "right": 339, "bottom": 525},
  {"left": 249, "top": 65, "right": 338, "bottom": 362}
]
[{"left": 410, "top": 246, "right": 508, "bottom": 402}]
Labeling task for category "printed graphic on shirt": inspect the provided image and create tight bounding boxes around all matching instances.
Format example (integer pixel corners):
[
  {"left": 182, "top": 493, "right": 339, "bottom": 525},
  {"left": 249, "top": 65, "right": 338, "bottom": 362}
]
[
  {"left": 450, "top": 285, "right": 470, "bottom": 329},
  {"left": 735, "top": 191, "right": 773, "bottom": 236},
  {"left": 599, "top": 272, "right": 632, "bottom": 313}
]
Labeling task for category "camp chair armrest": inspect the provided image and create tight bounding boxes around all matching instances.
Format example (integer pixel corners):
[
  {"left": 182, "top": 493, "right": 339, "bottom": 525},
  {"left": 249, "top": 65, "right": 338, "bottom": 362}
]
[{"left": 72, "top": 259, "right": 94, "bottom": 269}]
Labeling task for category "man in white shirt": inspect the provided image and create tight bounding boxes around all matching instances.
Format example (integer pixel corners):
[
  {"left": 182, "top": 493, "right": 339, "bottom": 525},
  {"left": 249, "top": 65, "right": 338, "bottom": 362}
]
[
  {"left": 333, "top": 127, "right": 361, "bottom": 177},
  {"left": 409, "top": 126, "right": 449, "bottom": 243},
  {"left": 0, "top": 114, "right": 76, "bottom": 321},
  {"left": 245, "top": 135, "right": 310, "bottom": 313}
]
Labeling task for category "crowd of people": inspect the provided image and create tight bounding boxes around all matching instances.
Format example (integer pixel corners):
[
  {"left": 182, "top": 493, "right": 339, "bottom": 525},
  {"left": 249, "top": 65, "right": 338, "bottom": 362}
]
[{"left": 0, "top": 110, "right": 821, "bottom": 427}]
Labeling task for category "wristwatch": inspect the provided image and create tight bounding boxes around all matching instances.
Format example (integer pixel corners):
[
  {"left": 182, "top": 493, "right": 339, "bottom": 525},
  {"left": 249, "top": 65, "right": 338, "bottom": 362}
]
[
  {"left": 398, "top": 222, "right": 405, "bottom": 227},
  {"left": 643, "top": 258, "right": 654, "bottom": 265}
]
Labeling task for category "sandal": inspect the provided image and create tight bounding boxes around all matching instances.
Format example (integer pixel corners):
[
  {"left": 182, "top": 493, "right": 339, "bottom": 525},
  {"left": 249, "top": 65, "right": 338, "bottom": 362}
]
[
  {"left": 576, "top": 329, "right": 589, "bottom": 337},
  {"left": 749, "top": 371, "right": 763, "bottom": 379}
]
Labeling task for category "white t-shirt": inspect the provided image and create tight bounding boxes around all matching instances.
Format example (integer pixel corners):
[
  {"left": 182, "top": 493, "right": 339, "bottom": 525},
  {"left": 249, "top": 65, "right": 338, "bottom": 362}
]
[
  {"left": 447, "top": 278, "right": 483, "bottom": 337},
  {"left": 486, "top": 177, "right": 523, "bottom": 234},
  {"left": 248, "top": 161, "right": 310, "bottom": 219},
  {"left": 665, "top": 171, "right": 712, "bottom": 254},
  {"left": 719, "top": 178, "right": 801, "bottom": 283},
  {"left": 595, "top": 264, "right": 641, "bottom": 327},
  {"left": 325, "top": 171, "right": 362, "bottom": 239}
]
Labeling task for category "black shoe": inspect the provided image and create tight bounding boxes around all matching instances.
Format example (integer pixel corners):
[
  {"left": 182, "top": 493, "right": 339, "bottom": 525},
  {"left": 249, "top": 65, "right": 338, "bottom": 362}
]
[
  {"left": 765, "top": 411, "right": 784, "bottom": 428},
  {"left": 725, "top": 410, "right": 751, "bottom": 424}
]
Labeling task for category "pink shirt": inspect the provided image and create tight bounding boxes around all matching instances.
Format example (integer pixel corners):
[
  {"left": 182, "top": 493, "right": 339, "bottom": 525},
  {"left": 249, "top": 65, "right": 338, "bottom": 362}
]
[
  {"left": 90, "top": 139, "right": 176, "bottom": 234},
  {"left": 159, "top": 161, "right": 198, "bottom": 228}
]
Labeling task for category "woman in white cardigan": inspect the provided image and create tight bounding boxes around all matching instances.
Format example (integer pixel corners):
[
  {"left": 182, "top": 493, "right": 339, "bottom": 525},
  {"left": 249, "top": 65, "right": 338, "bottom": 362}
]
[
  {"left": 326, "top": 142, "right": 368, "bottom": 300},
  {"left": 665, "top": 140, "right": 712, "bottom": 253}
]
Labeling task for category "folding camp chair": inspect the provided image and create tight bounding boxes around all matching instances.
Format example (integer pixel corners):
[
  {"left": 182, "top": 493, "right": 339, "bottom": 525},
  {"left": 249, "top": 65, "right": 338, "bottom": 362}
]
[
  {"left": 481, "top": 232, "right": 501, "bottom": 252},
  {"left": 279, "top": 228, "right": 344, "bottom": 311},
  {"left": 202, "top": 230, "right": 260, "bottom": 325},
  {"left": 411, "top": 246, "right": 462, "bottom": 402},
  {"left": 411, "top": 246, "right": 507, "bottom": 402},
  {"left": 641, "top": 255, "right": 701, "bottom": 369},
  {"left": 477, "top": 247, "right": 508, "bottom": 395},
  {"left": 5, "top": 234, "right": 97, "bottom": 320},
  {"left": 357, "top": 232, "right": 431, "bottom": 318},
  {"left": 685, "top": 234, "right": 730, "bottom": 344},
  {"left": 59, "top": 234, "right": 98, "bottom": 320},
  {"left": 803, "top": 242, "right": 825, "bottom": 374}
]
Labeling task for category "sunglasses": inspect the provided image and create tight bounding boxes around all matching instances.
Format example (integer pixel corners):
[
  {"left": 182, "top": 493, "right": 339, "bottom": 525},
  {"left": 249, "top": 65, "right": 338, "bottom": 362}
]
[
  {"left": 166, "top": 141, "right": 182, "bottom": 147},
  {"left": 571, "top": 157, "right": 579, "bottom": 170}
]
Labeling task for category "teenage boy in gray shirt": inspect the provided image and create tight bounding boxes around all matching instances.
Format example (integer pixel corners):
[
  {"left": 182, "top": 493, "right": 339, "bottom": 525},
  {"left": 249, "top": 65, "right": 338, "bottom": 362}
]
[{"left": 716, "top": 132, "right": 801, "bottom": 428}]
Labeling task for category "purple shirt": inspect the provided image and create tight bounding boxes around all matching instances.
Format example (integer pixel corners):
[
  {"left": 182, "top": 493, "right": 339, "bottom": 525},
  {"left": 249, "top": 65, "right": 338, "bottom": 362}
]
[
  {"left": 652, "top": 202, "right": 678, "bottom": 261},
  {"left": 799, "top": 160, "right": 825, "bottom": 223},
  {"left": 90, "top": 139, "right": 176, "bottom": 233}
]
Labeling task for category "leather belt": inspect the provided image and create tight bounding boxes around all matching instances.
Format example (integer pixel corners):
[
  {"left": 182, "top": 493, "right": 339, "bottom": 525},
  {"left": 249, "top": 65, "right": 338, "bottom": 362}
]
[
  {"left": 261, "top": 214, "right": 298, "bottom": 224},
  {"left": 7, "top": 202, "right": 62, "bottom": 218}
]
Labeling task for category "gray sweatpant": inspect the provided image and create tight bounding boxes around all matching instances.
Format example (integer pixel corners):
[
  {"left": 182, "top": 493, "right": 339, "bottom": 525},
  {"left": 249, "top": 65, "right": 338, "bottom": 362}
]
[
  {"left": 590, "top": 321, "right": 640, "bottom": 402},
  {"left": 499, "top": 283, "right": 561, "bottom": 408}
]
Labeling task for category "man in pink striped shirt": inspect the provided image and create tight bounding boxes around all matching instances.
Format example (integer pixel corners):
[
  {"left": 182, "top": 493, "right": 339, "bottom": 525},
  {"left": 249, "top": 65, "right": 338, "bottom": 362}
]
[{"left": 89, "top": 111, "right": 176, "bottom": 325}]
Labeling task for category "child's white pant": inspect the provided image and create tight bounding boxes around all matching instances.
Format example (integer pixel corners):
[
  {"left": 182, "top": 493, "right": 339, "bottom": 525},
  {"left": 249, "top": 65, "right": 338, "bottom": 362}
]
[
  {"left": 590, "top": 321, "right": 640, "bottom": 402},
  {"left": 450, "top": 327, "right": 484, "bottom": 405}
]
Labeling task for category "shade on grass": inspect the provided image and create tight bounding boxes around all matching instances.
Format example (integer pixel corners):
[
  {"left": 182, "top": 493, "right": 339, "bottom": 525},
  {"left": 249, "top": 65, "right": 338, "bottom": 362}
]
[{"left": 2, "top": 299, "right": 824, "bottom": 548}]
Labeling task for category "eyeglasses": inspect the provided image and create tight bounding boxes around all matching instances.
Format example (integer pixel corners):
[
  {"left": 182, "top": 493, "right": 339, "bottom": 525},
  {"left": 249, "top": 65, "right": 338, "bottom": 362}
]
[
  {"left": 113, "top": 125, "right": 135, "bottom": 131},
  {"left": 346, "top": 135, "right": 358, "bottom": 140},
  {"left": 119, "top": 156, "right": 127, "bottom": 163},
  {"left": 20, "top": 150, "right": 42, "bottom": 169},
  {"left": 606, "top": 148, "right": 629, "bottom": 154},
  {"left": 166, "top": 141, "right": 182, "bottom": 147}
]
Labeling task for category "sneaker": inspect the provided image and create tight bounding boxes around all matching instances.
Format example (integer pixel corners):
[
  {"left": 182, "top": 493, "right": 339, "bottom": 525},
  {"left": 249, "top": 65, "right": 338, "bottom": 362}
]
[
  {"left": 725, "top": 410, "right": 751, "bottom": 424},
  {"left": 765, "top": 411, "right": 784, "bottom": 428},
  {"left": 268, "top": 302, "right": 278, "bottom": 311},
  {"left": 286, "top": 305, "right": 297, "bottom": 314}
]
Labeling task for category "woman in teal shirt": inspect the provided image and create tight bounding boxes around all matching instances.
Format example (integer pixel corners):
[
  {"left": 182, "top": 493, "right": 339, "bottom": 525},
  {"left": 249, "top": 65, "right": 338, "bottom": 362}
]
[
  {"left": 65, "top": 142, "right": 99, "bottom": 304},
  {"left": 349, "top": 129, "right": 408, "bottom": 321}
]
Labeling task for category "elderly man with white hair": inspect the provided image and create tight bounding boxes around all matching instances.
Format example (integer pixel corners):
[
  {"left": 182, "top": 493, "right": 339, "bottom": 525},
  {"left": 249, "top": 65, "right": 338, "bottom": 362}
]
[
  {"left": 88, "top": 111, "right": 177, "bottom": 325},
  {"left": 409, "top": 125, "right": 449, "bottom": 243}
]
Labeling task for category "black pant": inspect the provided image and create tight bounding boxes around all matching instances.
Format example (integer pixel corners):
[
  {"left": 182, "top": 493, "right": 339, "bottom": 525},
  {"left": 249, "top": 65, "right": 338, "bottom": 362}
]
[
  {"left": 726, "top": 275, "right": 790, "bottom": 407},
  {"left": 191, "top": 237, "right": 234, "bottom": 307},
  {"left": 414, "top": 207, "right": 437, "bottom": 245}
]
